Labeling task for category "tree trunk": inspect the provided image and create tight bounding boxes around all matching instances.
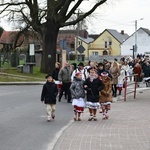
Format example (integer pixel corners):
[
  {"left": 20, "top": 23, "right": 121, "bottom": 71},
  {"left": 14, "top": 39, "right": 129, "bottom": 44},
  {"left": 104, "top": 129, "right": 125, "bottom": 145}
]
[{"left": 40, "top": 20, "right": 59, "bottom": 73}]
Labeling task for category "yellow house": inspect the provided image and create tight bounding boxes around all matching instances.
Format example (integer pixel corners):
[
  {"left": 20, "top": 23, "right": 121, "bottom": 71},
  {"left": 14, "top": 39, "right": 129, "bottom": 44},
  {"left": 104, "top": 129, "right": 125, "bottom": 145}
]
[
  {"left": 75, "top": 36, "right": 94, "bottom": 60},
  {"left": 89, "top": 29, "right": 129, "bottom": 58}
]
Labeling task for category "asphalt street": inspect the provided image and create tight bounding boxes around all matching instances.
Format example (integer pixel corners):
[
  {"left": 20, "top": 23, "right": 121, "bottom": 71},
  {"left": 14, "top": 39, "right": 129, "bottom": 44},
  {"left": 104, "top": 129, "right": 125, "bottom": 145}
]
[{"left": 0, "top": 85, "right": 73, "bottom": 150}]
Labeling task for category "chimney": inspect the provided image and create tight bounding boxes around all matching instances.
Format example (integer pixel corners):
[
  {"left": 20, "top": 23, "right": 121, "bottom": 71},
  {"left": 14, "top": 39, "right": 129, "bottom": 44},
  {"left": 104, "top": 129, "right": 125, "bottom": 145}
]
[
  {"left": 84, "top": 30, "right": 88, "bottom": 39},
  {"left": 121, "top": 30, "right": 124, "bottom": 35}
]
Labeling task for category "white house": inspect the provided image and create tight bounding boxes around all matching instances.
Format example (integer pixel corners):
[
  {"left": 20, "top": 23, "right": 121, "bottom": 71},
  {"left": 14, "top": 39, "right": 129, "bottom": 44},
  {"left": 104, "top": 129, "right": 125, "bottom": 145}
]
[{"left": 121, "top": 28, "right": 150, "bottom": 56}]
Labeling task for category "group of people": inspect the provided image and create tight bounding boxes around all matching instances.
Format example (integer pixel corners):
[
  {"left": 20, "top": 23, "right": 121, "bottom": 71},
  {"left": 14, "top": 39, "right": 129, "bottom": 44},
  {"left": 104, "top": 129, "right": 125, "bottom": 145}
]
[{"left": 41, "top": 56, "right": 150, "bottom": 122}]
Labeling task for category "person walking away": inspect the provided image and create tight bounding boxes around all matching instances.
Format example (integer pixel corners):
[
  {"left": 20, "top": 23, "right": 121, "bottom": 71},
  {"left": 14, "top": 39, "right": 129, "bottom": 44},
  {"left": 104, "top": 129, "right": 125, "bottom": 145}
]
[
  {"left": 70, "top": 72, "right": 85, "bottom": 121},
  {"left": 117, "top": 64, "right": 126, "bottom": 95},
  {"left": 110, "top": 61, "right": 120, "bottom": 97},
  {"left": 58, "top": 62, "right": 72, "bottom": 103},
  {"left": 84, "top": 69, "right": 104, "bottom": 121},
  {"left": 133, "top": 62, "right": 142, "bottom": 87},
  {"left": 41, "top": 74, "right": 58, "bottom": 122},
  {"left": 99, "top": 72, "right": 112, "bottom": 119}
]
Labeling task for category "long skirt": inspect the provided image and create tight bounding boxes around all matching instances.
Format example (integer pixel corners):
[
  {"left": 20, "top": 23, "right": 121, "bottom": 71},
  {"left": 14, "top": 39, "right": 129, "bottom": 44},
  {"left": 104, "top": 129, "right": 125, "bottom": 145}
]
[
  {"left": 86, "top": 101, "right": 100, "bottom": 109},
  {"left": 72, "top": 98, "right": 85, "bottom": 113}
]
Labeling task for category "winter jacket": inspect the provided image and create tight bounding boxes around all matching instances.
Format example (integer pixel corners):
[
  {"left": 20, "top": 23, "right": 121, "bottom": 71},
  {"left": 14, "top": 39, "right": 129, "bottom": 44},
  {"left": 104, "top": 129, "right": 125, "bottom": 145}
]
[
  {"left": 110, "top": 67, "right": 120, "bottom": 84},
  {"left": 84, "top": 77, "right": 104, "bottom": 102},
  {"left": 58, "top": 66, "right": 72, "bottom": 83},
  {"left": 99, "top": 77, "right": 112, "bottom": 103},
  {"left": 143, "top": 65, "right": 150, "bottom": 77},
  {"left": 70, "top": 77, "right": 85, "bottom": 99},
  {"left": 52, "top": 68, "right": 60, "bottom": 80},
  {"left": 41, "top": 81, "right": 58, "bottom": 104}
]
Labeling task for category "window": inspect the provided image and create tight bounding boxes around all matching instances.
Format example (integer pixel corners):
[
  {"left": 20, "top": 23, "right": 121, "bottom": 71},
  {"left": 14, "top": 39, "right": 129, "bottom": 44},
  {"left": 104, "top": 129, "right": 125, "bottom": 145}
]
[
  {"left": 92, "top": 52, "right": 98, "bottom": 56},
  {"left": 78, "top": 41, "right": 82, "bottom": 45},
  {"left": 105, "top": 41, "right": 107, "bottom": 48},
  {"left": 109, "top": 41, "right": 112, "bottom": 46}
]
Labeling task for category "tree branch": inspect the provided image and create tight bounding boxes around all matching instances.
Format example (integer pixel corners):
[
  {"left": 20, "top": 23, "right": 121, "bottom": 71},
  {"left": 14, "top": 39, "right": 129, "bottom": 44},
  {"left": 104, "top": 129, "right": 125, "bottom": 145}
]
[{"left": 60, "top": 0, "right": 107, "bottom": 27}]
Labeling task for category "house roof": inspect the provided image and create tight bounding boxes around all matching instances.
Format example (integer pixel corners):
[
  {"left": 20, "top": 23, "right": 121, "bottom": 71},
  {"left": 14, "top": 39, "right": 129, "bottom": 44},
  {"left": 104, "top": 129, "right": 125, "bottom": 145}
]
[
  {"left": 88, "top": 34, "right": 99, "bottom": 40},
  {"left": 107, "top": 29, "right": 129, "bottom": 43},
  {"left": 141, "top": 27, "right": 150, "bottom": 35},
  {"left": 57, "top": 29, "right": 88, "bottom": 44},
  {"left": 78, "top": 36, "right": 94, "bottom": 44},
  {"left": 121, "top": 27, "right": 150, "bottom": 44},
  {"left": 0, "top": 31, "right": 19, "bottom": 44}
]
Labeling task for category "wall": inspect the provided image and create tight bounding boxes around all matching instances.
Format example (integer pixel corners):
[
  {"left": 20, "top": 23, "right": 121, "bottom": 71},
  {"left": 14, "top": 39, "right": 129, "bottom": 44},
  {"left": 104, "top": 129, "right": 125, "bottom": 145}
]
[{"left": 121, "top": 28, "right": 150, "bottom": 56}]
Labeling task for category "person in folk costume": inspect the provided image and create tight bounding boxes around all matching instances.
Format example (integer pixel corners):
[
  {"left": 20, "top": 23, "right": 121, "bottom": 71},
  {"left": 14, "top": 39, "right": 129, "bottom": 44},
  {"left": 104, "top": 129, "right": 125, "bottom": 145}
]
[
  {"left": 99, "top": 72, "right": 112, "bottom": 120},
  {"left": 70, "top": 72, "right": 85, "bottom": 121},
  {"left": 84, "top": 69, "right": 104, "bottom": 121},
  {"left": 41, "top": 74, "right": 58, "bottom": 122},
  {"left": 117, "top": 64, "right": 126, "bottom": 95},
  {"left": 110, "top": 61, "right": 120, "bottom": 97}
]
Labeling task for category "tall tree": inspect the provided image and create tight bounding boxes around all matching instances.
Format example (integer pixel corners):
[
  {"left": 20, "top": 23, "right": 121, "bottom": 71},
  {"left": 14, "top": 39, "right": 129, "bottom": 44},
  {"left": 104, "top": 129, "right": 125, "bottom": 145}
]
[{"left": 0, "top": 0, "right": 107, "bottom": 73}]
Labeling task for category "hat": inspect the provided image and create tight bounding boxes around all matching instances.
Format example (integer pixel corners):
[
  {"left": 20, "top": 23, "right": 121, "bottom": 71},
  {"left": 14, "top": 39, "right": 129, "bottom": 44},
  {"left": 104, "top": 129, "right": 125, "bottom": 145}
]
[
  {"left": 45, "top": 74, "right": 53, "bottom": 79},
  {"left": 75, "top": 72, "right": 82, "bottom": 76},
  {"left": 78, "top": 62, "right": 84, "bottom": 67},
  {"left": 101, "top": 72, "right": 108, "bottom": 77}
]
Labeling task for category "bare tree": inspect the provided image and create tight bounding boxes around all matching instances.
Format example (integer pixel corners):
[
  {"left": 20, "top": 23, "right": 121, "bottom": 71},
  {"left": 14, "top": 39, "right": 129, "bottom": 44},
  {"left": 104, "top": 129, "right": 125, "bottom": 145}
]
[{"left": 0, "top": 0, "right": 108, "bottom": 73}]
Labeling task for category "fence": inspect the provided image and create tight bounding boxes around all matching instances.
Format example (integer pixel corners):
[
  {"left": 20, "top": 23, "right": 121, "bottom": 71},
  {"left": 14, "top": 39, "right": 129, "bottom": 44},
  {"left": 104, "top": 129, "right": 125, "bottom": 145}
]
[{"left": 124, "top": 74, "right": 138, "bottom": 101}]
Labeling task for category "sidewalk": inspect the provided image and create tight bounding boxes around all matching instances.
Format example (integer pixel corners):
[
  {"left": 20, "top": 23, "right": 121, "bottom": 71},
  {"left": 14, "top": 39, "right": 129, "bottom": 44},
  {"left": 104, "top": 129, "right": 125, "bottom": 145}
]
[{"left": 52, "top": 89, "right": 150, "bottom": 150}]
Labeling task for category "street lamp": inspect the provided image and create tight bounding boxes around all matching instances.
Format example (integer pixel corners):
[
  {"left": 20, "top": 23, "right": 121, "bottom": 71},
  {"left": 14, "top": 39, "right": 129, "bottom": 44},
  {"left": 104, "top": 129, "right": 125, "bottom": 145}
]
[{"left": 134, "top": 18, "right": 144, "bottom": 57}]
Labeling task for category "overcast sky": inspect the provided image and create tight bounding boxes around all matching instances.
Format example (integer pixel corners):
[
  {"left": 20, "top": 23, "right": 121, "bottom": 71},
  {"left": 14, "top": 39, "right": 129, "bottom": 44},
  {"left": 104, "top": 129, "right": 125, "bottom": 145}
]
[
  {"left": 1, "top": 0, "right": 150, "bottom": 36},
  {"left": 83, "top": 0, "right": 150, "bottom": 36}
]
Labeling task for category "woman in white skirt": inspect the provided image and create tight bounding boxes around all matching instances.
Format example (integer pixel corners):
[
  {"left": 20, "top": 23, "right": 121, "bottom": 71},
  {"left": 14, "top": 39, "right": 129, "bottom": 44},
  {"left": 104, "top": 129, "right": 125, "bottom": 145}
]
[{"left": 70, "top": 72, "right": 85, "bottom": 121}]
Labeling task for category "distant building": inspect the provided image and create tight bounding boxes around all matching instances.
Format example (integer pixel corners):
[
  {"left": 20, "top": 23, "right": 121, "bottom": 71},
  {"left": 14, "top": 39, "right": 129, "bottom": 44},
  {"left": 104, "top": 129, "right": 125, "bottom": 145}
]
[
  {"left": 88, "top": 29, "right": 129, "bottom": 61},
  {"left": 121, "top": 27, "right": 150, "bottom": 56}
]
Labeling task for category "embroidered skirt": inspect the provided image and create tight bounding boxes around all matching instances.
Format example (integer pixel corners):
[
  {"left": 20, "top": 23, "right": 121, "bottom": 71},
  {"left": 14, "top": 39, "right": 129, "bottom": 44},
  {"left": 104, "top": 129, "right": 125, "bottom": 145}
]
[
  {"left": 72, "top": 98, "right": 85, "bottom": 113},
  {"left": 86, "top": 101, "right": 100, "bottom": 109}
]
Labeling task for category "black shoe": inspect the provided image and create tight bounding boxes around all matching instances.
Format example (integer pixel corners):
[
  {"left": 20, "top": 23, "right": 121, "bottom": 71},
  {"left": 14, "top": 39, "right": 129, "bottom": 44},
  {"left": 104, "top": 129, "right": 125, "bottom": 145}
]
[
  {"left": 67, "top": 101, "right": 72, "bottom": 103},
  {"left": 114, "top": 93, "right": 117, "bottom": 97}
]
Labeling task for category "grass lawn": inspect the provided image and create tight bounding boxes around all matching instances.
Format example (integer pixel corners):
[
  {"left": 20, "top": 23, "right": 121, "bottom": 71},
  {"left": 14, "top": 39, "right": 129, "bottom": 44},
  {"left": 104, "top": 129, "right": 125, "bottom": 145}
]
[{"left": 0, "top": 66, "right": 46, "bottom": 82}]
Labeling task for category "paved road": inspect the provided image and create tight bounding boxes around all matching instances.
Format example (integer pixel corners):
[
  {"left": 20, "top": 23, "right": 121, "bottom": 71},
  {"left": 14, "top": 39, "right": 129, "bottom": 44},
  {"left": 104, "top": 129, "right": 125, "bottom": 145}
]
[
  {"left": 0, "top": 85, "right": 73, "bottom": 150},
  {"left": 53, "top": 88, "right": 150, "bottom": 150}
]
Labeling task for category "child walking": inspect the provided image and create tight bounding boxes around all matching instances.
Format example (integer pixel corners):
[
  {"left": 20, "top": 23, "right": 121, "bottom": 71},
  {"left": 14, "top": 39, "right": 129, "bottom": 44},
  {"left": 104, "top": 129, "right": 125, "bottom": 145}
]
[
  {"left": 70, "top": 72, "right": 85, "bottom": 121},
  {"left": 84, "top": 69, "right": 104, "bottom": 121},
  {"left": 99, "top": 72, "right": 112, "bottom": 119},
  {"left": 41, "top": 74, "right": 58, "bottom": 122}
]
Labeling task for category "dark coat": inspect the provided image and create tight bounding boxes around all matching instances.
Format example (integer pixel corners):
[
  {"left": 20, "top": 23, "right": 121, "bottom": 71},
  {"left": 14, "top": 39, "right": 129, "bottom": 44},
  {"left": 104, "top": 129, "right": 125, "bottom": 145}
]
[
  {"left": 143, "top": 65, "right": 150, "bottom": 77},
  {"left": 84, "top": 77, "right": 104, "bottom": 102},
  {"left": 52, "top": 68, "right": 60, "bottom": 80},
  {"left": 41, "top": 81, "right": 58, "bottom": 104}
]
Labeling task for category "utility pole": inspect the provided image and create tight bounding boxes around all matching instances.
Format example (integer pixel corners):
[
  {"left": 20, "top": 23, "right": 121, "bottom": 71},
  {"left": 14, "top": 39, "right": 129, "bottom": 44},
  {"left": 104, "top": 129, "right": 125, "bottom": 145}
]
[
  {"left": 75, "top": 9, "right": 80, "bottom": 63},
  {"left": 134, "top": 20, "right": 137, "bottom": 58}
]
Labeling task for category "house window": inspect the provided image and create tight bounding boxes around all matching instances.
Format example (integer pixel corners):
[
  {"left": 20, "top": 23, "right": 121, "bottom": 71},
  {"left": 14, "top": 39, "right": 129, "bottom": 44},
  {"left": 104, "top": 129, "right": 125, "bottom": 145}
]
[
  {"left": 78, "top": 41, "right": 82, "bottom": 45},
  {"left": 92, "top": 52, "right": 98, "bottom": 56},
  {"left": 109, "top": 41, "right": 112, "bottom": 45},
  {"left": 105, "top": 41, "right": 107, "bottom": 48}
]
